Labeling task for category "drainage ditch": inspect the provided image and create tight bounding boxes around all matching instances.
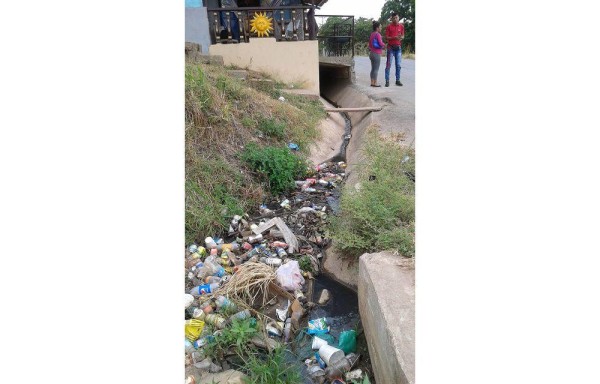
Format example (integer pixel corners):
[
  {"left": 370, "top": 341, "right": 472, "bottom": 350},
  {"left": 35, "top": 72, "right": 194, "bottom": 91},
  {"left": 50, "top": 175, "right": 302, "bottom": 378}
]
[{"left": 184, "top": 83, "right": 376, "bottom": 383}]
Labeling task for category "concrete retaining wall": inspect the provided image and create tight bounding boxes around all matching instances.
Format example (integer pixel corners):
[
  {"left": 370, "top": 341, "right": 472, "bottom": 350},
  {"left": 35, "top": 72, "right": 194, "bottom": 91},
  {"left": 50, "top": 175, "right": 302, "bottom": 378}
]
[
  {"left": 210, "top": 39, "right": 320, "bottom": 94},
  {"left": 358, "top": 252, "right": 415, "bottom": 384}
]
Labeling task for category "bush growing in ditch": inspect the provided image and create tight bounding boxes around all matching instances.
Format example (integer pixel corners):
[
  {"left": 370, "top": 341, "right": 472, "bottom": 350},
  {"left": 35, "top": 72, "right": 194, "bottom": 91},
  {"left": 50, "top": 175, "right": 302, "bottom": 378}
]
[
  {"left": 204, "top": 318, "right": 258, "bottom": 360},
  {"left": 241, "top": 143, "right": 308, "bottom": 195},
  {"left": 329, "top": 129, "right": 415, "bottom": 258}
]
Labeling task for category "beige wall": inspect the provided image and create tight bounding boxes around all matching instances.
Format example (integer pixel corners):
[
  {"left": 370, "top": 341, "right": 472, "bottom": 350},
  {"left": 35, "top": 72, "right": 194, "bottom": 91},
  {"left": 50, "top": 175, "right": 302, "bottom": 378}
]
[{"left": 209, "top": 39, "right": 320, "bottom": 94}]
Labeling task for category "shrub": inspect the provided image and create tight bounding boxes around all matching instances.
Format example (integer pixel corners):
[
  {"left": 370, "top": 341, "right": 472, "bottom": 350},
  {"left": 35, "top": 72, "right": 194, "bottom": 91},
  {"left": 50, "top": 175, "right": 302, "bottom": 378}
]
[
  {"left": 241, "top": 144, "right": 308, "bottom": 195},
  {"left": 205, "top": 317, "right": 258, "bottom": 359},
  {"left": 329, "top": 129, "right": 415, "bottom": 257}
]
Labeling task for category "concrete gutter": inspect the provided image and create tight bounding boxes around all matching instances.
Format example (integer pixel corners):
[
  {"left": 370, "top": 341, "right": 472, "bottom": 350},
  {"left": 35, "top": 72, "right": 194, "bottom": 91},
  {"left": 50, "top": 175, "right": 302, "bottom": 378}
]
[{"left": 359, "top": 252, "right": 415, "bottom": 384}]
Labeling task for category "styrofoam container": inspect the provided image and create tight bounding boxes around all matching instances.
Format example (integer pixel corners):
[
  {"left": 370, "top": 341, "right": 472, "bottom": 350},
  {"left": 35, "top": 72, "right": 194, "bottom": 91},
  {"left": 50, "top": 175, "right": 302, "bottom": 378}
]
[
  {"left": 312, "top": 336, "right": 329, "bottom": 350},
  {"left": 318, "top": 344, "right": 345, "bottom": 366}
]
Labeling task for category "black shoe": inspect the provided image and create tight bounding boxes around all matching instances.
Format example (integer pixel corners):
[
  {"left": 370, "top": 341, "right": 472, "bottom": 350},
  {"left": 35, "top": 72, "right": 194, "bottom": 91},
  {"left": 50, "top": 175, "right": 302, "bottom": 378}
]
[
  {"left": 396, "top": 80, "right": 403, "bottom": 86},
  {"left": 385, "top": 81, "right": 390, "bottom": 87}
]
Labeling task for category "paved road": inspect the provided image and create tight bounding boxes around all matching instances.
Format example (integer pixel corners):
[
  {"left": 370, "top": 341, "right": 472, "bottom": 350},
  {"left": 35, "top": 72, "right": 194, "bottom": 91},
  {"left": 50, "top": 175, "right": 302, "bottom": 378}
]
[{"left": 353, "top": 55, "right": 415, "bottom": 146}]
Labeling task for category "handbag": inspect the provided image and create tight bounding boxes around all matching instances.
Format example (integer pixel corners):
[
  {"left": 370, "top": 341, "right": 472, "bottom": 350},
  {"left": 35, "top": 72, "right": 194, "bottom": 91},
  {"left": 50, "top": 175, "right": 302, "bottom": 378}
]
[{"left": 372, "top": 34, "right": 382, "bottom": 49}]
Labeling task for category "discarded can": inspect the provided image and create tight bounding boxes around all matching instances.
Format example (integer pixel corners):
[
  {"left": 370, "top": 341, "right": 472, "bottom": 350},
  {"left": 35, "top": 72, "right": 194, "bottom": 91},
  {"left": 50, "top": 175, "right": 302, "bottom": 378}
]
[
  {"left": 308, "top": 365, "right": 326, "bottom": 383},
  {"left": 260, "top": 257, "right": 282, "bottom": 267},
  {"left": 276, "top": 247, "right": 287, "bottom": 258},
  {"left": 217, "top": 242, "right": 239, "bottom": 252},
  {"left": 248, "top": 234, "right": 263, "bottom": 243},
  {"left": 316, "top": 162, "right": 329, "bottom": 171},
  {"left": 193, "top": 335, "right": 215, "bottom": 349},
  {"left": 192, "top": 307, "right": 207, "bottom": 319},
  {"left": 200, "top": 301, "right": 214, "bottom": 314},
  {"left": 204, "top": 314, "right": 226, "bottom": 329},
  {"left": 271, "top": 241, "right": 288, "bottom": 249}
]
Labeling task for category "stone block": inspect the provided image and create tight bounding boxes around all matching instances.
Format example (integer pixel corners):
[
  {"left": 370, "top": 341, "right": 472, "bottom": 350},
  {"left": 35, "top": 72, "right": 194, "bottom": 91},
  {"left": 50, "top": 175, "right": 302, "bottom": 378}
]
[
  {"left": 227, "top": 69, "right": 248, "bottom": 80},
  {"left": 358, "top": 251, "right": 415, "bottom": 384},
  {"left": 198, "top": 369, "right": 248, "bottom": 384}
]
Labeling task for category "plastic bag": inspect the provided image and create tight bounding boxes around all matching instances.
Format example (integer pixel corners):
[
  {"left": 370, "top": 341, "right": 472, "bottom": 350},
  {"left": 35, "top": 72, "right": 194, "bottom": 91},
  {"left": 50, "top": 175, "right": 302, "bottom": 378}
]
[
  {"left": 276, "top": 260, "right": 305, "bottom": 291},
  {"left": 307, "top": 318, "right": 330, "bottom": 335},
  {"left": 338, "top": 330, "right": 357, "bottom": 354}
]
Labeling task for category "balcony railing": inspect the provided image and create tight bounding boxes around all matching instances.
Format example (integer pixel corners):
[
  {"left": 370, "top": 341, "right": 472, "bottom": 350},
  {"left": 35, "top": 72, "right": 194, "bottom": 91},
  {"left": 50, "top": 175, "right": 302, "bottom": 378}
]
[
  {"left": 314, "top": 15, "right": 354, "bottom": 57},
  {"left": 207, "top": 6, "right": 317, "bottom": 44}
]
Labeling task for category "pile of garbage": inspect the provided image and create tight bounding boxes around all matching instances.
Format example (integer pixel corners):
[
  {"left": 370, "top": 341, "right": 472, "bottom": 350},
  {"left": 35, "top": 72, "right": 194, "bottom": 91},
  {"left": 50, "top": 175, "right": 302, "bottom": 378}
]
[{"left": 184, "top": 160, "right": 370, "bottom": 384}]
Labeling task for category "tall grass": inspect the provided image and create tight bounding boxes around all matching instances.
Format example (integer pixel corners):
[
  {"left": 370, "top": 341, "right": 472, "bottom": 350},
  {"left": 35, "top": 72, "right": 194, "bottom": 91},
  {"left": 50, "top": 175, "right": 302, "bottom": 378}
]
[{"left": 329, "top": 129, "right": 415, "bottom": 258}]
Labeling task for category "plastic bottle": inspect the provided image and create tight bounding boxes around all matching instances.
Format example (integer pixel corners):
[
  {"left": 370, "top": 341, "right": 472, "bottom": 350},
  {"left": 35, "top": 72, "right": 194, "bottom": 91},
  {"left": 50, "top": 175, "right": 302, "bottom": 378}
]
[
  {"left": 205, "top": 237, "right": 217, "bottom": 249},
  {"left": 215, "top": 296, "right": 237, "bottom": 312},
  {"left": 324, "top": 357, "right": 351, "bottom": 379},
  {"left": 185, "top": 338, "right": 195, "bottom": 353},
  {"left": 226, "top": 309, "right": 251, "bottom": 325},
  {"left": 201, "top": 257, "right": 225, "bottom": 278},
  {"left": 189, "top": 283, "right": 219, "bottom": 297},
  {"left": 204, "top": 276, "right": 222, "bottom": 284}
]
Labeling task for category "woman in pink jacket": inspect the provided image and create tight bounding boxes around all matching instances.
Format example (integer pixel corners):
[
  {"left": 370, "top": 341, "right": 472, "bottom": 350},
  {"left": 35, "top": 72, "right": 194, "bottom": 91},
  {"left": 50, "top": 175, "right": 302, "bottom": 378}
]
[{"left": 368, "top": 21, "right": 385, "bottom": 87}]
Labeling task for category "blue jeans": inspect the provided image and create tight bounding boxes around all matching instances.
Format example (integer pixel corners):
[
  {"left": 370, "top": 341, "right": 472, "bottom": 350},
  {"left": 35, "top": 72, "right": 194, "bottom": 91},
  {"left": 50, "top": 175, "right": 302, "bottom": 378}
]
[
  {"left": 385, "top": 46, "right": 401, "bottom": 82},
  {"left": 219, "top": 11, "right": 240, "bottom": 41}
]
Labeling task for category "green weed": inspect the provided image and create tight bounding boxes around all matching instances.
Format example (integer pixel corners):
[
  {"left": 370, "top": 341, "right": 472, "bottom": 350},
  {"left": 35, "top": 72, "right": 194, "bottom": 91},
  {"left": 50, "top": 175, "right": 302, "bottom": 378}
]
[
  {"left": 241, "top": 144, "right": 308, "bottom": 195},
  {"left": 242, "top": 347, "right": 302, "bottom": 384},
  {"left": 258, "top": 118, "right": 286, "bottom": 139},
  {"left": 329, "top": 129, "right": 415, "bottom": 258},
  {"left": 298, "top": 255, "right": 312, "bottom": 273},
  {"left": 205, "top": 318, "right": 258, "bottom": 360}
]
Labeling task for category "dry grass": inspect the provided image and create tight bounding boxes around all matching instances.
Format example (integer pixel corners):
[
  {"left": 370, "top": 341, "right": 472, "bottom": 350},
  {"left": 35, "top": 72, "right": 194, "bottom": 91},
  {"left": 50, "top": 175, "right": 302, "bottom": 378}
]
[
  {"left": 185, "top": 62, "right": 325, "bottom": 243},
  {"left": 215, "top": 262, "right": 276, "bottom": 308}
]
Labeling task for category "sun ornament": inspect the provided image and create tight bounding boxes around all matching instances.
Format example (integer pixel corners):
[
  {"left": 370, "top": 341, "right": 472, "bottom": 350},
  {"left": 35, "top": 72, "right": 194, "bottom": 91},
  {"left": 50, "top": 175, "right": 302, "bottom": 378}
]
[{"left": 250, "top": 12, "right": 273, "bottom": 37}]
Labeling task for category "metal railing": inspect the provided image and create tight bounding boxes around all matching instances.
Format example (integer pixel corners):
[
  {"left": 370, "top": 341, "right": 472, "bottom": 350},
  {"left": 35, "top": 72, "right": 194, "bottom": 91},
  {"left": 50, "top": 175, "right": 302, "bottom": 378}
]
[
  {"left": 314, "top": 15, "right": 354, "bottom": 57},
  {"left": 207, "top": 6, "right": 318, "bottom": 44}
]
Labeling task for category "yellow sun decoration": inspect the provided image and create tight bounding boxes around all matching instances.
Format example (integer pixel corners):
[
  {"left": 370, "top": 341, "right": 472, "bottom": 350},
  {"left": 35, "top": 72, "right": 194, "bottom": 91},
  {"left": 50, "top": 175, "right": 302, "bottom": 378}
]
[{"left": 250, "top": 12, "right": 273, "bottom": 37}]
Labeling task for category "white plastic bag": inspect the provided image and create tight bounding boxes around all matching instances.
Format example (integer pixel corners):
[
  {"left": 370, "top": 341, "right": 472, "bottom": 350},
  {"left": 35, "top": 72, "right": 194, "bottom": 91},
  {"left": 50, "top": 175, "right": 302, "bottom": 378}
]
[{"left": 276, "top": 260, "right": 305, "bottom": 291}]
